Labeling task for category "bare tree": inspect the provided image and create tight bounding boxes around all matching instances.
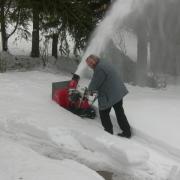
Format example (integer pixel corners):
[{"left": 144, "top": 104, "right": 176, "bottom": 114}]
[{"left": 0, "top": 0, "right": 21, "bottom": 51}]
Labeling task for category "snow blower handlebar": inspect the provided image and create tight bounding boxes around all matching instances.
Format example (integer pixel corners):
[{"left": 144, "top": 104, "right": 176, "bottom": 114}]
[
  {"left": 71, "top": 73, "right": 80, "bottom": 81},
  {"left": 80, "top": 88, "right": 97, "bottom": 96},
  {"left": 83, "top": 88, "right": 98, "bottom": 106},
  {"left": 70, "top": 73, "right": 97, "bottom": 106}
]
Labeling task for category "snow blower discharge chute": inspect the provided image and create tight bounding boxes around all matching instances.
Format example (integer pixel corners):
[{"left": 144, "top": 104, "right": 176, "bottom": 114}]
[{"left": 52, "top": 74, "right": 96, "bottom": 119}]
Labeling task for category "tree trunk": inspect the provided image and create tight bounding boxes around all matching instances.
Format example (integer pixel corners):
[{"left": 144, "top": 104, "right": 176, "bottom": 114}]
[
  {"left": 136, "top": 19, "right": 148, "bottom": 86},
  {"left": 149, "top": 36, "right": 162, "bottom": 74},
  {"left": 31, "top": 6, "right": 39, "bottom": 57},
  {"left": 52, "top": 34, "right": 58, "bottom": 58},
  {"left": 0, "top": 1, "right": 8, "bottom": 51},
  {"left": 175, "top": 44, "right": 180, "bottom": 76}
]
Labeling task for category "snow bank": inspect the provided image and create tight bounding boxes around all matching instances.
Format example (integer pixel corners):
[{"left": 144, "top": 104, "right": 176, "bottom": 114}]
[
  {"left": 0, "top": 138, "right": 104, "bottom": 180},
  {"left": 0, "top": 108, "right": 149, "bottom": 172},
  {"left": 49, "top": 127, "right": 149, "bottom": 167}
]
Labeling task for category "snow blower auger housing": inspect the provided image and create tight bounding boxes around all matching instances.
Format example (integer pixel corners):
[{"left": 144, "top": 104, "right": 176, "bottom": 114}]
[{"left": 52, "top": 74, "right": 96, "bottom": 119}]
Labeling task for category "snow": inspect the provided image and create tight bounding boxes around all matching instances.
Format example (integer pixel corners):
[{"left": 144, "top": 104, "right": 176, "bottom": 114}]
[
  {"left": 0, "top": 138, "right": 104, "bottom": 180},
  {"left": 0, "top": 69, "right": 180, "bottom": 179},
  {"left": 125, "top": 85, "right": 180, "bottom": 158},
  {"left": 75, "top": 0, "right": 135, "bottom": 76}
]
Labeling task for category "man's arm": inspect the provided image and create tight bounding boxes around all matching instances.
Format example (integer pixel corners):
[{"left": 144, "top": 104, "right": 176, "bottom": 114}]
[{"left": 88, "top": 69, "right": 107, "bottom": 91}]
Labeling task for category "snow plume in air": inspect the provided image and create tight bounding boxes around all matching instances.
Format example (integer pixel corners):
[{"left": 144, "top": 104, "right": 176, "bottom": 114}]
[{"left": 75, "top": 0, "right": 148, "bottom": 77}]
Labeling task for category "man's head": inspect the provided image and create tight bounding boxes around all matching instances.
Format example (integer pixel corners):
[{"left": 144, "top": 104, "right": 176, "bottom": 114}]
[{"left": 86, "top": 55, "right": 100, "bottom": 69}]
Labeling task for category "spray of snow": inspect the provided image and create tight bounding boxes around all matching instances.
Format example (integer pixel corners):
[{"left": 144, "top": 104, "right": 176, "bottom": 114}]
[
  {"left": 75, "top": 0, "right": 133, "bottom": 76},
  {"left": 75, "top": 0, "right": 149, "bottom": 77}
]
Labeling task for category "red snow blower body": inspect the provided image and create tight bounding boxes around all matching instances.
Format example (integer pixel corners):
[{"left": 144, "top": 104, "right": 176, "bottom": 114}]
[{"left": 52, "top": 74, "right": 96, "bottom": 119}]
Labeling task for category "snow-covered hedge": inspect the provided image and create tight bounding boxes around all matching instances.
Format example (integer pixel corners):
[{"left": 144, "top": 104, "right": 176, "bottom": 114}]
[
  {"left": 0, "top": 51, "right": 42, "bottom": 71},
  {"left": 0, "top": 51, "right": 79, "bottom": 73},
  {"left": 46, "top": 56, "right": 79, "bottom": 74}
]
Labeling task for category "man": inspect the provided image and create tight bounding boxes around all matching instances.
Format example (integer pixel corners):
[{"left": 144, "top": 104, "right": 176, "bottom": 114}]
[{"left": 86, "top": 54, "right": 131, "bottom": 138}]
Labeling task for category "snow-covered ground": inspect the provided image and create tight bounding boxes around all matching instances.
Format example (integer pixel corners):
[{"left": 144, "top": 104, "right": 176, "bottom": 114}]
[
  {"left": 0, "top": 70, "right": 180, "bottom": 180},
  {"left": 125, "top": 85, "right": 180, "bottom": 158},
  {"left": 0, "top": 138, "right": 104, "bottom": 180}
]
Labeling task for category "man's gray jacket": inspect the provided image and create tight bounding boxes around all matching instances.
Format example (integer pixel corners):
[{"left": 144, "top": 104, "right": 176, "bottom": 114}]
[{"left": 88, "top": 60, "right": 128, "bottom": 110}]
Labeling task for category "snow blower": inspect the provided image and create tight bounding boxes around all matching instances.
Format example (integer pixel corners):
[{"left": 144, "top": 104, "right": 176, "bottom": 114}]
[{"left": 52, "top": 74, "right": 96, "bottom": 119}]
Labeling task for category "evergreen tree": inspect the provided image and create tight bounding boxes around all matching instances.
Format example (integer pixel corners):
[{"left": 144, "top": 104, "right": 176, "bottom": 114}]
[{"left": 40, "top": 0, "right": 110, "bottom": 57}]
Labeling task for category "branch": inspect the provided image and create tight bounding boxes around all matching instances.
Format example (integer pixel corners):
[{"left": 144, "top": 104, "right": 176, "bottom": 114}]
[
  {"left": 7, "top": 8, "right": 20, "bottom": 39},
  {"left": 5, "top": 0, "right": 12, "bottom": 17},
  {"left": 63, "top": 4, "right": 88, "bottom": 30}
]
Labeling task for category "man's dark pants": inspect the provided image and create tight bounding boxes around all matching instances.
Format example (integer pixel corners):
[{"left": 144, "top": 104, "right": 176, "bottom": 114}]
[{"left": 99, "top": 100, "right": 131, "bottom": 135}]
